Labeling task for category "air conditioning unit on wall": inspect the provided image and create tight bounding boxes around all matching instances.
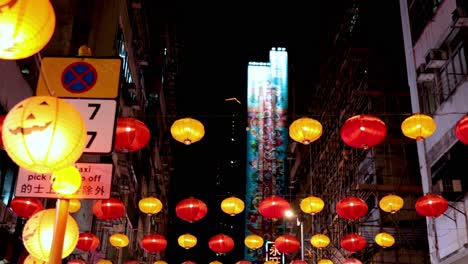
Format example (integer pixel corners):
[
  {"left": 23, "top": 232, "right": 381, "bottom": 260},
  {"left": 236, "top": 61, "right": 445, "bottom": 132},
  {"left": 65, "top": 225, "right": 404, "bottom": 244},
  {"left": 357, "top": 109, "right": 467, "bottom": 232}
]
[
  {"left": 416, "top": 63, "right": 436, "bottom": 83},
  {"left": 425, "top": 49, "right": 448, "bottom": 69}
]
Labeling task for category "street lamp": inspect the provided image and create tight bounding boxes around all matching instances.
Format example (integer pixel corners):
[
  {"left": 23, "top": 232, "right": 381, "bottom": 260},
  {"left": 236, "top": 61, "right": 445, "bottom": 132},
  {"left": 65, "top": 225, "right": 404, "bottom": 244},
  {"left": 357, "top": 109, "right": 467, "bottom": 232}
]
[{"left": 285, "top": 209, "right": 305, "bottom": 261}]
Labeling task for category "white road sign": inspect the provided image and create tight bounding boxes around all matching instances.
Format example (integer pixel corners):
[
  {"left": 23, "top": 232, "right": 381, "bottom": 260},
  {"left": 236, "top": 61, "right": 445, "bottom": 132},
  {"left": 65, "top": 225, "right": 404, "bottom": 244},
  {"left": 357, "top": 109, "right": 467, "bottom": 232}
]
[
  {"left": 15, "top": 163, "right": 113, "bottom": 199},
  {"left": 64, "top": 98, "right": 117, "bottom": 154}
]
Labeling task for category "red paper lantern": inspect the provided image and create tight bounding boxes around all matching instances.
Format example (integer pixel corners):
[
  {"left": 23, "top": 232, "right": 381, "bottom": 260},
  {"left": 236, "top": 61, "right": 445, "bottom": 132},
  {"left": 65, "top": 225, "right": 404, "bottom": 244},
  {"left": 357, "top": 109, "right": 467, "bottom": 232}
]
[
  {"left": 124, "top": 261, "right": 139, "bottom": 264},
  {"left": 340, "top": 233, "right": 367, "bottom": 252},
  {"left": 114, "top": 117, "right": 151, "bottom": 152},
  {"left": 92, "top": 198, "right": 125, "bottom": 220},
  {"left": 10, "top": 197, "right": 43, "bottom": 219},
  {"left": 291, "top": 260, "right": 308, "bottom": 264},
  {"left": 68, "top": 260, "right": 86, "bottom": 264},
  {"left": 140, "top": 233, "right": 167, "bottom": 253},
  {"left": 343, "top": 258, "right": 362, "bottom": 264},
  {"left": 455, "top": 115, "right": 468, "bottom": 144},
  {"left": 176, "top": 197, "right": 208, "bottom": 223},
  {"left": 235, "top": 261, "right": 252, "bottom": 264},
  {"left": 258, "top": 196, "right": 291, "bottom": 220},
  {"left": 340, "top": 114, "right": 387, "bottom": 149},
  {"left": 182, "top": 261, "right": 196, "bottom": 264},
  {"left": 415, "top": 193, "right": 448, "bottom": 217},
  {"left": 274, "top": 234, "right": 300, "bottom": 254},
  {"left": 336, "top": 196, "right": 368, "bottom": 220},
  {"left": 208, "top": 234, "right": 235, "bottom": 254},
  {"left": 76, "top": 232, "right": 99, "bottom": 252}
]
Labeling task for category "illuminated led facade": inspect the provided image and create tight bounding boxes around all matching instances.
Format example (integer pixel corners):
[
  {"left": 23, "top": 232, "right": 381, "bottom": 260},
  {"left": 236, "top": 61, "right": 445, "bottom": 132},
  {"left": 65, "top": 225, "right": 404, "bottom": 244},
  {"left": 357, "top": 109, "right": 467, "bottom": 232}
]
[{"left": 245, "top": 47, "right": 288, "bottom": 261}]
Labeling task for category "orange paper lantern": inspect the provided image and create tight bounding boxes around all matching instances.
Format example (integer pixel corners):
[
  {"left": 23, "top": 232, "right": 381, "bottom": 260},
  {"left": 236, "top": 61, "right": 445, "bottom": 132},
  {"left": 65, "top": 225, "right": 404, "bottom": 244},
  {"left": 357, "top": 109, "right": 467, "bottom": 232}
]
[
  {"left": 300, "top": 195, "right": 325, "bottom": 215},
  {"left": 401, "top": 113, "right": 436, "bottom": 140},
  {"left": 379, "top": 194, "right": 404, "bottom": 214},
  {"left": 2, "top": 96, "right": 87, "bottom": 174},
  {"left": 0, "top": 114, "right": 5, "bottom": 148},
  {"left": 109, "top": 233, "right": 129, "bottom": 248},
  {"left": 310, "top": 233, "right": 330, "bottom": 248},
  {"left": 22, "top": 208, "right": 79, "bottom": 261},
  {"left": 244, "top": 234, "right": 264, "bottom": 250},
  {"left": 0, "top": 0, "right": 56, "bottom": 60},
  {"left": 138, "top": 196, "right": 163, "bottom": 215},
  {"left": 170, "top": 117, "right": 205, "bottom": 145},
  {"left": 289, "top": 117, "right": 323, "bottom": 144},
  {"left": 178, "top": 233, "right": 197, "bottom": 249},
  {"left": 220, "top": 196, "right": 245, "bottom": 216}
]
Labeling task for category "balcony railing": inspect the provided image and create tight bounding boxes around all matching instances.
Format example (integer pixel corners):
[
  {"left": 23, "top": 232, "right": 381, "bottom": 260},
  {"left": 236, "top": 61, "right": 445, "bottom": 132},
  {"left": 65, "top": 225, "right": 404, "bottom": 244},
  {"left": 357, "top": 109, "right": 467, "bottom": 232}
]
[{"left": 419, "top": 43, "right": 468, "bottom": 114}]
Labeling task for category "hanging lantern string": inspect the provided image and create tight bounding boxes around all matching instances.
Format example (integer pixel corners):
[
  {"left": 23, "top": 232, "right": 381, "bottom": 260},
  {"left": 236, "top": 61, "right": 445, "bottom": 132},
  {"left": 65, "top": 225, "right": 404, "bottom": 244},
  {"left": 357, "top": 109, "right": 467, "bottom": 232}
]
[
  {"left": 35, "top": 53, "right": 56, "bottom": 97},
  {"left": 143, "top": 111, "right": 468, "bottom": 120}
]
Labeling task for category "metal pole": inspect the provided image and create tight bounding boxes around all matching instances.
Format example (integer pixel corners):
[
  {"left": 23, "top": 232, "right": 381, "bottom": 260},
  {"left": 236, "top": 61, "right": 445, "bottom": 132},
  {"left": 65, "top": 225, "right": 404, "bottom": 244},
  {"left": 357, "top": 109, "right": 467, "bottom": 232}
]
[
  {"left": 49, "top": 198, "right": 70, "bottom": 264},
  {"left": 300, "top": 220, "right": 304, "bottom": 261}
]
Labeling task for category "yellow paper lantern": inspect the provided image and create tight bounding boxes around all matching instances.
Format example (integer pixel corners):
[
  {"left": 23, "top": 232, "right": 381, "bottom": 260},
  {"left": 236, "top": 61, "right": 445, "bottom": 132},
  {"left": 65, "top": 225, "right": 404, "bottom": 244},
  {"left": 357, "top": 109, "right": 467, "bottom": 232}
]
[
  {"left": 24, "top": 254, "right": 47, "bottom": 264},
  {"left": 221, "top": 196, "right": 245, "bottom": 216},
  {"left": 289, "top": 117, "right": 323, "bottom": 144},
  {"left": 138, "top": 196, "right": 163, "bottom": 215},
  {"left": 318, "top": 259, "right": 334, "bottom": 264},
  {"left": 244, "top": 234, "right": 264, "bottom": 250},
  {"left": 178, "top": 233, "right": 197, "bottom": 249},
  {"left": 375, "top": 232, "right": 395, "bottom": 248},
  {"left": 379, "top": 194, "right": 404, "bottom": 214},
  {"left": 78, "top": 45, "right": 92, "bottom": 56},
  {"left": 170, "top": 117, "right": 205, "bottom": 145},
  {"left": 210, "top": 261, "right": 222, "bottom": 264},
  {"left": 109, "top": 233, "right": 129, "bottom": 248},
  {"left": 2, "top": 96, "right": 87, "bottom": 174},
  {"left": 51, "top": 166, "right": 82, "bottom": 195},
  {"left": 96, "top": 260, "right": 113, "bottom": 264},
  {"left": 300, "top": 195, "right": 325, "bottom": 215},
  {"left": 154, "top": 261, "right": 168, "bottom": 264},
  {"left": 22, "top": 208, "right": 79, "bottom": 261},
  {"left": 68, "top": 199, "right": 81, "bottom": 213},
  {"left": 401, "top": 113, "right": 436, "bottom": 140},
  {"left": 0, "top": 0, "right": 55, "bottom": 60},
  {"left": 264, "top": 262, "right": 277, "bottom": 264},
  {"left": 311, "top": 233, "right": 330, "bottom": 248}
]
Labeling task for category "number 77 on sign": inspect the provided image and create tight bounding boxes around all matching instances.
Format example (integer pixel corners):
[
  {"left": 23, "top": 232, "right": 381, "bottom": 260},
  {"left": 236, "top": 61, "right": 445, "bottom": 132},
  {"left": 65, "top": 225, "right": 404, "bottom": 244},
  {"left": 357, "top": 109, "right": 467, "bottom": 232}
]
[{"left": 64, "top": 98, "right": 117, "bottom": 155}]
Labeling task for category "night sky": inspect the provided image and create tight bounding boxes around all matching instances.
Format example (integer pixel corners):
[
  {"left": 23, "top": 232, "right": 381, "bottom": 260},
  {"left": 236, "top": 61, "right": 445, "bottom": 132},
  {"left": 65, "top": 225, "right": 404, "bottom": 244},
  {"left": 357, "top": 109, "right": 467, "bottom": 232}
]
[{"left": 147, "top": 2, "right": 348, "bottom": 263}]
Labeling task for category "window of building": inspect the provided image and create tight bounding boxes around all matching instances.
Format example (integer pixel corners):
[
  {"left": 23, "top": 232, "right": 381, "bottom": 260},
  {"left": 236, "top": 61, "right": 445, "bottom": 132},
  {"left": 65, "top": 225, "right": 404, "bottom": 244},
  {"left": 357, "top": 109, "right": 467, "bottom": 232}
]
[{"left": 431, "top": 142, "right": 468, "bottom": 201}]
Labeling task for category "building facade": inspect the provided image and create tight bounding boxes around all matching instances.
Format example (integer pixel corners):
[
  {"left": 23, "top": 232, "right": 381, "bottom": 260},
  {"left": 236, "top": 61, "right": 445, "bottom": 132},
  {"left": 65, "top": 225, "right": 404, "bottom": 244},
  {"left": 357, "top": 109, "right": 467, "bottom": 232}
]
[{"left": 400, "top": 0, "right": 468, "bottom": 263}]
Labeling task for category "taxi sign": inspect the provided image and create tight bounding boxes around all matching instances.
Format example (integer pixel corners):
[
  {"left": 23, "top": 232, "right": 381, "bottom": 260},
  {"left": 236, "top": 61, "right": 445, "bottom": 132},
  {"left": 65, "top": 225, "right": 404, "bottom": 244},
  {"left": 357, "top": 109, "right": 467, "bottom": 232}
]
[
  {"left": 36, "top": 56, "right": 122, "bottom": 99},
  {"left": 15, "top": 163, "right": 113, "bottom": 199}
]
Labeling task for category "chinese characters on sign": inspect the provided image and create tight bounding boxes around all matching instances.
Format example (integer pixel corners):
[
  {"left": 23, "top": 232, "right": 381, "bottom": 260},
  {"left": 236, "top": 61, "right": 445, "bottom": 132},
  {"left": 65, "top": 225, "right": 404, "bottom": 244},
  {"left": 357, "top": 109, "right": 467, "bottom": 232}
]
[
  {"left": 265, "top": 241, "right": 285, "bottom": 263},
  {"left": 15, "top": 163, "right": 113, "bottom": 199}
]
